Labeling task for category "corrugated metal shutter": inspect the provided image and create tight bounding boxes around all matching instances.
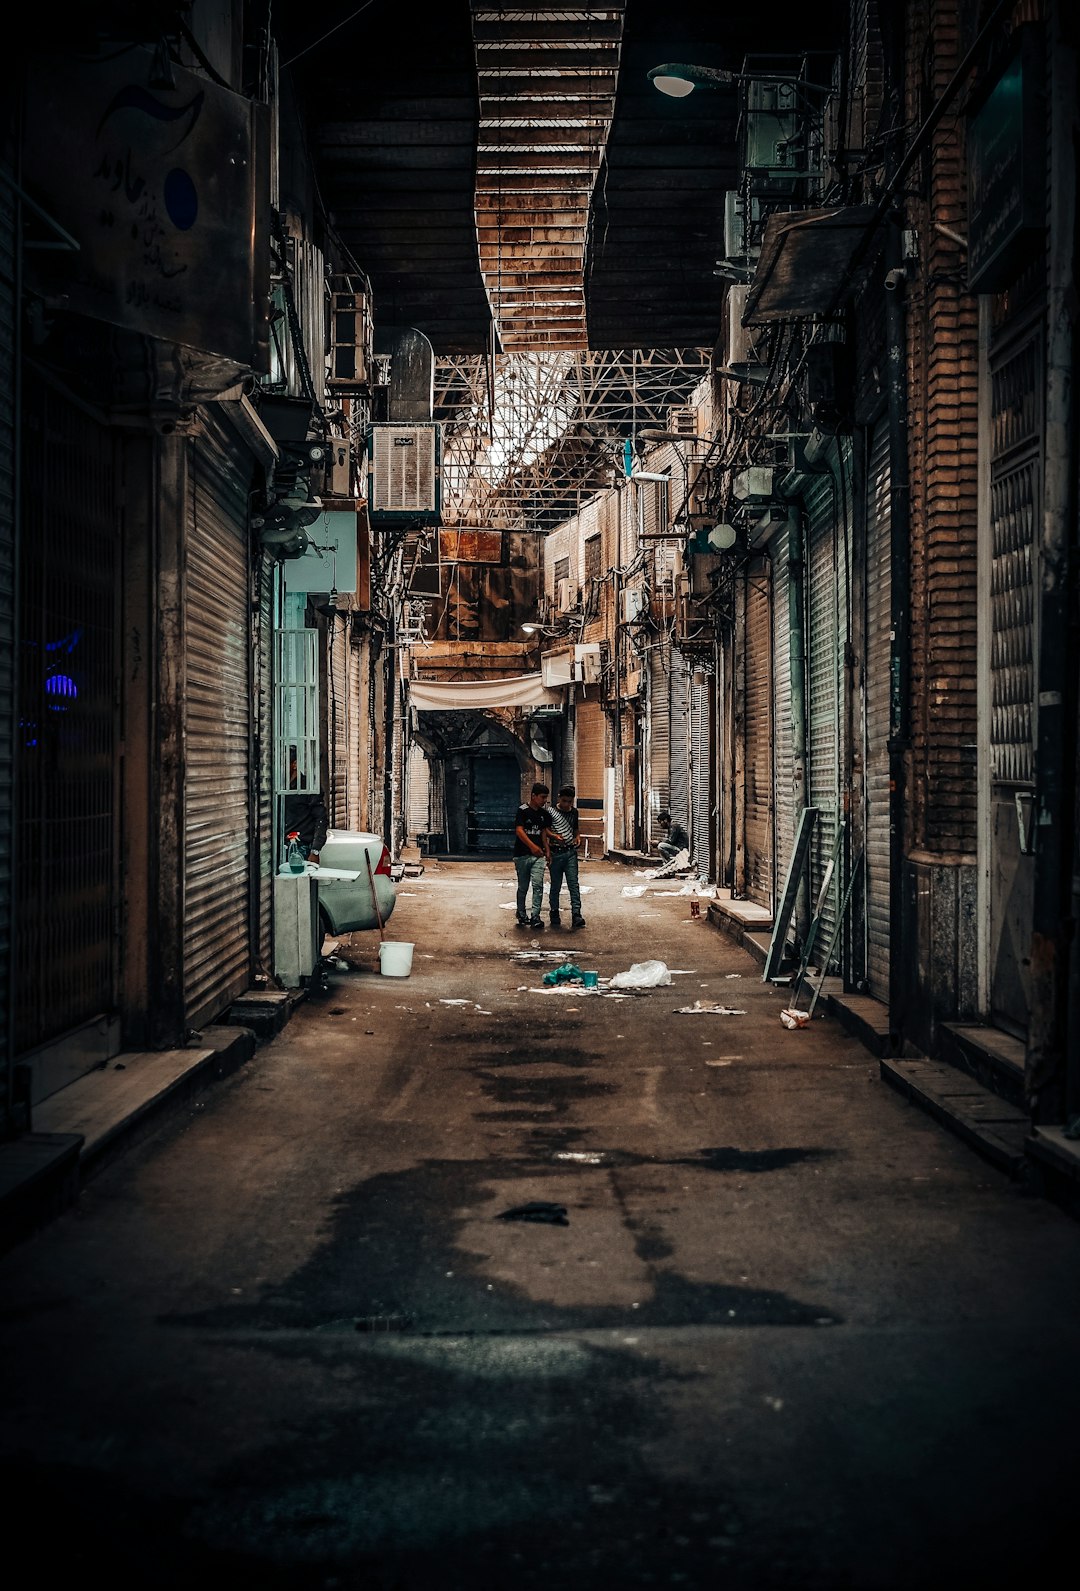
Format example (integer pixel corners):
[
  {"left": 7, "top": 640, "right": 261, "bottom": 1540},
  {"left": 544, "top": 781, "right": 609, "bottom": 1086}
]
[
  {"left": 326, "top": 616, "right": 349, "bottom": 829},
  {"left": 347, "top": 636, "right": 363, "bottom": 830},
  {"left": 407, "top": 740, "right": 430, "bottom": 840},
  {"left": 669, "top": 648, "right": 690, "bottom": 837},
  {"left": 254, "top": 554, "right": 275, "bottom": 976},
  {"left": 744, "top": 562, "right": 772, "bottom": 907},
  {"left": 620, "top": 706, "right": 637, "bottom": 849},
  {"left": 806, "top": 469, "right": 841, "bottom": 962},
  {"left": 648, "top": 639, "right": 671, "bottom": 839},
  {"left": 183, "top": 414, "right": 253, "bottom": 1027},
  {"left": 690, "top": 674, "right": 711, "bottom": 877},
  {"left": 771, "top": 523, "right": 795, "bottom": 909},
  {"left": 864, "top": 421, "right": 892, "bottom": 1001},
  {"left": 574, "top": 695, "right": 605, "bottom": 848}
]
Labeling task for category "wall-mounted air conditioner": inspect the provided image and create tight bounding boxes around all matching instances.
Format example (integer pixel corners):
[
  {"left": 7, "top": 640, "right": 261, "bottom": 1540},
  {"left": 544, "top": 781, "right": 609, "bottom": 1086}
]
[
  {"left": 726, "top": 284, "right": 765, "bottom": 372},
  {"left": 327, "top": 439, "right": 352, "bottom": 497},
  {"left": 555, "top": 577, "right": 572, "bottom": 612},
  {"left": 733, "top": 466, "right": 776, "bottom": 504},
  {"left": 665, "top": 406, "right": 697, "bottom": 439},
  {"left": 744, "top": 76, "right": 802, "bottom": 201},
  {"left": 328, "top": 290, "right": 372, "bottom": 390},
  {"left": 368, "top": 423, "right": 441, "bottom": 524},
  {"left": 622, "top": 586, "right": 647, "bottom": 624},
  {"left": 574, "top": 642, "right": 602, "bottom": 684}
]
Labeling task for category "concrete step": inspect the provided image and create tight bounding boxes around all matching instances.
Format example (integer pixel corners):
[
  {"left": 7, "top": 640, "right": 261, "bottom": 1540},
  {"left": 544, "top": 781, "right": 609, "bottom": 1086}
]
[
  {"left": 820, "top": 983, "right": 893, "bottom": 1058},
  {"left": 881, "top": 1055, "right": 1031, "bottom": 1178},
  {"left": 0, "top": 1133, "right": 83, "bottom": 1254},
  {"left": 938, "top": 1022, "right": 1026, "bottom": 1108}
]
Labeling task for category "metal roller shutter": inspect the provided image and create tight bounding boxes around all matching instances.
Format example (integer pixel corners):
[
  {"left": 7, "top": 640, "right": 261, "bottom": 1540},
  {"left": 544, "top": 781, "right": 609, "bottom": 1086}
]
[
  {"left": 254, "top": 554, "right": 275, "bottom": 975},
  {"left": 574, "top": 696, "right": 605, "bottom": 849},
  {"left": 690, "top": 673, "right": 711, "bottom": 877},
  {"left": 743, "top": 562, "right": 772, "bottom": 907},
  {"left": 648, "top": 638, "right": 671, "bottom": 838},
  {"left": 0, "top": 187, "right": 16, "bottom": 1091},
  {"left": 771, "top": 523, "right": 795, "bottom": 909},
  {"left": 806, "top": 469, "right": 841, "bottom": 963},
  {"left": 864, "top": 421, "right": 892, "bottom": 1001},
  {"left": 347, "top": 636, "right": 363, "bottom": 830},
  {"left": 326, "top": 616, "right": 349, "bottom": 829},
  {"left": 669, "top": 648, "right": 690, "bottom": 838},
  {"left": 183, "top": 414, "right": 253, "bottom": 1027}
]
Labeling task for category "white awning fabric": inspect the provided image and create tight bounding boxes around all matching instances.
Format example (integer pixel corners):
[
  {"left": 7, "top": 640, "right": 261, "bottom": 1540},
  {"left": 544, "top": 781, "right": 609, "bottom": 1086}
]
[{"left": 409, "top": 673, "right": 565, "bottom": 711}]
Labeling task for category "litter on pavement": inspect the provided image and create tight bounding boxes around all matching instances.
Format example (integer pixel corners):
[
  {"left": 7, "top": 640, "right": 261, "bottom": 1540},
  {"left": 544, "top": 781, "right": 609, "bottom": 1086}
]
[
  {"left": 542, "top": 962, "right": 584, "bottom": 986},
  {"left": 674, "top": 1000, "right": 747, "bottom": 1016},
  {"left": 609, "top": 959, "right": 671, "bottom": 989},
  {"left": 621, "top": 885, "right": 648, "bottom": 897},
  {"left": 497, "top": 1201, "right": 569, "bottom": 1226},
  {"left": 780, "top": 1008, "right": 811, "bottom": 1029}
]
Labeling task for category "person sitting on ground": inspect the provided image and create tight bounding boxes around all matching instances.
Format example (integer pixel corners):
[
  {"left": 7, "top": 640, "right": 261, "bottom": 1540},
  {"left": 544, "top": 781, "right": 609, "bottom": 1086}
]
[
  {"left": 545, "top": 783, "right": 586, "bottom": 930},
  {"left": 513, "top": 782, "right": 551, "bottom": 929},
  {"left": 656, "top": 809, "right": 690, "bottom": 864}
]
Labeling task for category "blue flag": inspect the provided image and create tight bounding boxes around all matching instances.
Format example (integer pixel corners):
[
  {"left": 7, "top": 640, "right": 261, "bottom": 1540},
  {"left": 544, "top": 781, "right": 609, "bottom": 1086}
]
[{"left": 623, "top": 437, "right": 633, "bottom": 477}]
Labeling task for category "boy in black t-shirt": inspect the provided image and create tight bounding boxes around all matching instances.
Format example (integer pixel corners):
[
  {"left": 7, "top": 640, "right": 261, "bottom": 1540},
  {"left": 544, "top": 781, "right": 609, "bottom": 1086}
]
[{"left": 513, "top": 783, "right": 551, "bottom": 928}]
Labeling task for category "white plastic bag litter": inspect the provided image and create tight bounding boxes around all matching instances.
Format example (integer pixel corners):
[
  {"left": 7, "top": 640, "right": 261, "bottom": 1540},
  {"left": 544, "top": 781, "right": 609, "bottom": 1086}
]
[
  {"left": 780, "top": 1008, "right": 811, "bottom": 1029},
  {"left": 621, "top": 885, "right": 647, "bottom": 898},
  {"left": 609, "top": 959, "right": 672, "bottom": 989},
  {"left": 674, "top": 1000, "right": 747, "bottom": 1016}
]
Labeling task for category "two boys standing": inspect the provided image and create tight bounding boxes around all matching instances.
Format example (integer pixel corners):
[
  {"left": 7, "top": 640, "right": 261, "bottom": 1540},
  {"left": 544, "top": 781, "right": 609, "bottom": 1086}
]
[{"left": 512, "top": 782, "right": 586, "bottom": 931}]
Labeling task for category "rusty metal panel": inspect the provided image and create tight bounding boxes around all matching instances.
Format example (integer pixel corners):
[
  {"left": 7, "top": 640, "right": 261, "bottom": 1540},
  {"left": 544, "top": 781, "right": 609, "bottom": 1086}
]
[
  {"left": 648, "top": 636, "right": 671, "bottom": 829},
  {"left": 326, "top": 618, "right": 350, "bottom": 829},
  {"left": 574, "top": 695, "right": 605, "bottom": 846},
  {"left": 744, "top": 562, "right": 773, "bottom": 908},
  {"left": 347, "top": 637, "right": 363, "bottom": 831},
  {"left": 183, "top": 415, "right": 253, "bottom": 1027},
  {"left": 864, "top": 420, "right": 892, "bottom": 1002},
  {"left": 806, "top": 469, "right": 841, "bottom": 962},
  {"left": 255, "top": 555, "right": 275, "bottom": 976}
]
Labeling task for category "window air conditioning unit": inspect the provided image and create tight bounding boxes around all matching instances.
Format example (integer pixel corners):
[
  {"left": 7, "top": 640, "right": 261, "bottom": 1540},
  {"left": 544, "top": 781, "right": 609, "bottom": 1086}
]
[
  {"left": 328, "top": 290, "right": 372, "bottom": 390},
  {"left": 726, "top": 284, "right": 764, "bottom": 372},
  {"left": 622, "top": 586, "right": 647, "bottom": 623},
  {"left": 327, "top": 439, "right": 352, "bottom": 497},
  {"left": 368, "top": 423, "right": 441, "bottom": 524},
  {"left": 665, "top": 406, "right": 697, "bottom": 439},
  {"left": 733, "top": 466, "right": 776, "bottom": 504},
  {"left": 555, "top": 576, "right": 572, "bottom": 612}
]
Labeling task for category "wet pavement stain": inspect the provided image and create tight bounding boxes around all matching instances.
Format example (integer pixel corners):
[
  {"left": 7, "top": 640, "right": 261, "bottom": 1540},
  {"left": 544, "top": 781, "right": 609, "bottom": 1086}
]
[{"left": 163, "top": 1156, "right": 840, "bottom": 1339}]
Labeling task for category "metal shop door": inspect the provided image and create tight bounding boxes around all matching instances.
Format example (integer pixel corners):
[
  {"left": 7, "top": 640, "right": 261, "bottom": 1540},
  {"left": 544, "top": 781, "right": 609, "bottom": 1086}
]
[
  {"left": 468, "top": 753, "right": 519, "bottom": 852},
  {"left": 183, "top": 412, "right": 255, "bottom": 1029},
  {"left": 743, "top": 559, "right": 773, "bottom": 908},
  {"left": 864, "top": 420, "right": 892, "bottom": 1002},
  {"left": 805, "top": 466, "right": 843, "bottom": 965},
  {"left": 648, "top": 637, "right": 671, "bottom": 847},
  {"left": 771, "top": 521, "right": 795, "bottom": 907},
  {"left": 690, "top": 671, "right": 712, "bottom": 878},
  {"left": 986, "top": 326, "right": 1041, "bottom": 1037},
  {"left": 16, "top": 371, "right": 119, "bottom": 1096},
  {"left": 574, "top": 695, "right": 605, "bottom": 853}
]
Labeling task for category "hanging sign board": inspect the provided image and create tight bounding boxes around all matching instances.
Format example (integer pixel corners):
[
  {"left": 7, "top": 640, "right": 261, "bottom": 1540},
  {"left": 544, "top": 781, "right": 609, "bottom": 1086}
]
[{"left": 967, "top": 28, "right": 1045, "bottom": 295}]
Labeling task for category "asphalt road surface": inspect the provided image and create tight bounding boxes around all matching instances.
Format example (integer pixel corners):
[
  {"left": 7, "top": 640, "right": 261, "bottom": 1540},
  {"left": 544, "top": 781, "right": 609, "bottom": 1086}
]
[{"left": 1, "top": 859, "right": 1078, "bottom": 1589}]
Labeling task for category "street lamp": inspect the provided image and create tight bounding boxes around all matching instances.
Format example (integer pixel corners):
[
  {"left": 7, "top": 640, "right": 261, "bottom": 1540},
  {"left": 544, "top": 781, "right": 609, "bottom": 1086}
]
[{"left": 647, "top": 62, "right": 739, "bottom": 97}]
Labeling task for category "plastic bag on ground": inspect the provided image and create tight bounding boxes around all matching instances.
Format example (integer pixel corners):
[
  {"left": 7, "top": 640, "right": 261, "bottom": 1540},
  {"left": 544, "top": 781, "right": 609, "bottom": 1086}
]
[
  {"left": 609, "top": 959, "right": 672, "bottom": 989},
  {"left": 780, "top": 1008, "right": 811, "bottom": 1029},
  {"left": 621, "top": 884, "right": 647, "bottom": 897}
]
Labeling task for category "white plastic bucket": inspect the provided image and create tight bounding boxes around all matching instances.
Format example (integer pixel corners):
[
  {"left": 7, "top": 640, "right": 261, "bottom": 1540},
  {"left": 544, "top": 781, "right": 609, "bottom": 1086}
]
[{"left": 379, "top": 941, "right": 414, "bottom": 978}]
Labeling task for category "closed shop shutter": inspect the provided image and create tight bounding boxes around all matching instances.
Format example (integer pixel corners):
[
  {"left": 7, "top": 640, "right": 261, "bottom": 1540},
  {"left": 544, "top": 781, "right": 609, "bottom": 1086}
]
[
  {"left": 574, "top": 695, "right": 605, "bottom": 848},
  {"left": 254, "top": 554, "right": 275, "bottom": 975},
  {"left": 183, "top": 413, "right": 253, "bottom": 1028},
  {"left": 16, "top": 372, "right": 119, "bottom": 1071},
  {"left": 864, "top": 421, "right": 892, "bottom": 1001},
  {"left": 987, "top": 325, "right": 1040, "bottom": 1034},
  {"left": 771, "top": 523, "right": 795, "bottom": 906},
  {"left": 620, "top": 706, "right": 637, "bottom": 849},
  {"left": 690, "top": 674, "right": 711, "bottom": 877},
  {"left": 347, "top": 637, "right": 363, "bottom": 830},
  {"left": 326, "top": 616, "right": 349, "bottom": 829},
  {"left": 806, "top": 468, "right": 841, "bottom": 963},
  {"left": 668, "top": 648, "right": 690, "bottom": 837},
  {"left": 407, "top": 740, "right": 430, "bottom": 840},
  {"left": 648, "top": 638, "right": 671, "bottom": 838},
  {"left": 743, "top": 562, "right": 772, "bottom": 907}
]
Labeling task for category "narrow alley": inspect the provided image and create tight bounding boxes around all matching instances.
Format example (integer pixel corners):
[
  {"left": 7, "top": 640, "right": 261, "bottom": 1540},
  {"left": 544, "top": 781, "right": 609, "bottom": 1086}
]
[{"left": 2, "top": 862, "right": 1078, "bottom": 1587}]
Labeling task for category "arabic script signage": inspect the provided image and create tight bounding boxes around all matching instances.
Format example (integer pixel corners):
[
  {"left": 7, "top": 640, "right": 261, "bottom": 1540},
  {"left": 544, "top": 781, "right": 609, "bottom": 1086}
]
[
  {"left": 967, "top": 28, "right": 1045, "bottom": 295},
  {"left": 24, "top": 47, "right": 269, "bottom": 369}
]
